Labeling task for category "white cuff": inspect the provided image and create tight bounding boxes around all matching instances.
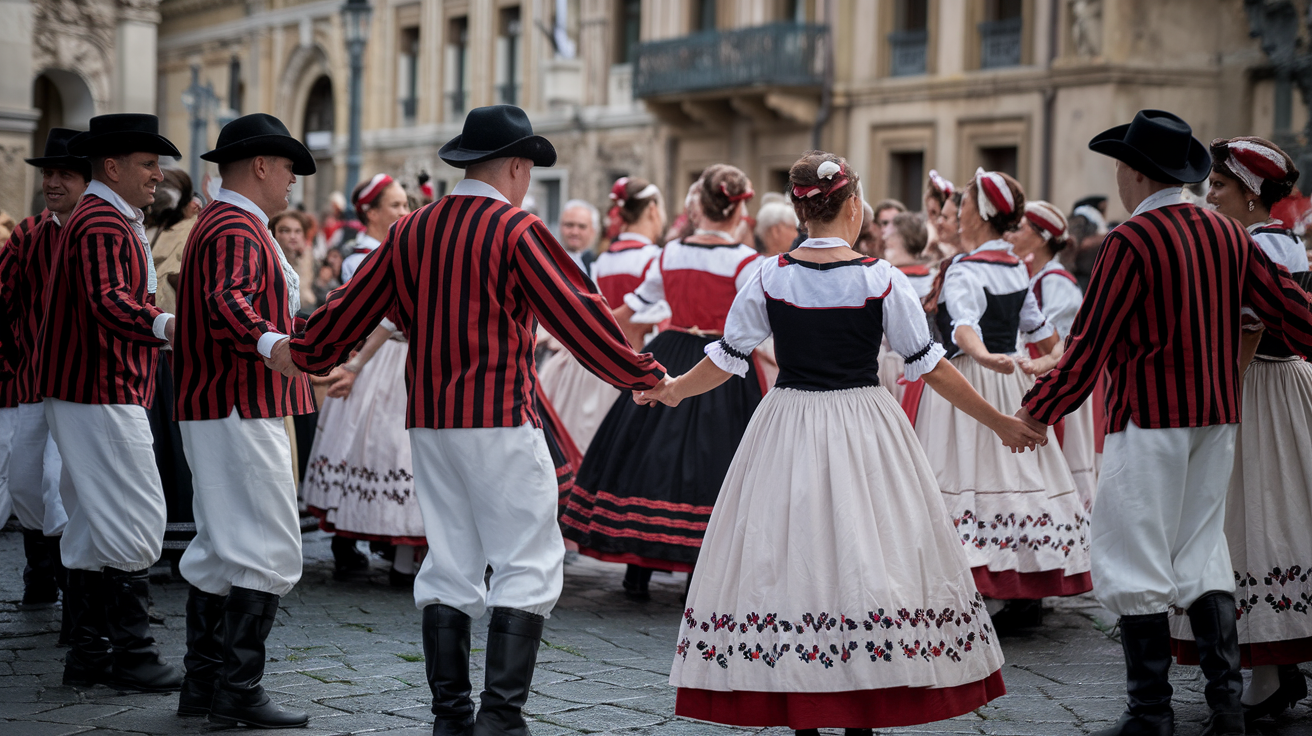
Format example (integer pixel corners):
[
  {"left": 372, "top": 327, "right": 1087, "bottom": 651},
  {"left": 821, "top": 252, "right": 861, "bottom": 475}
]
[
  {"left": 152, "top": 313, "right": 173, "bottom": 341},
  {"left": 949, "top": 319, "right": 984, "bottom": 345},
  {"left": 257, "top": 331, "right": 289, "bottom": 359},
  {"left": 901, "top": 341, "right": 947, "bottom": 383},
  {"left": 1023, "top": 321, "right": 1055, "bottom": 342},
  {"left": 629, "top": 299, "right": 672, "bottom": 325},
  {"left": 379, "top": 317, "right": 398, "bottom": 333},
  {"left": 704, "top": 339, "right": 751, "bottom": 377},
  {"left": 623, "top": 292, "right": 653, "bottom": 313}
]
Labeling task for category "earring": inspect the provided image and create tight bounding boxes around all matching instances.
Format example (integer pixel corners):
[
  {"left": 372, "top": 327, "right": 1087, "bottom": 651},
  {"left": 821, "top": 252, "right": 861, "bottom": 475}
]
[{"left": 1248, "top": 200, "right": 1256, "bottom": 212}]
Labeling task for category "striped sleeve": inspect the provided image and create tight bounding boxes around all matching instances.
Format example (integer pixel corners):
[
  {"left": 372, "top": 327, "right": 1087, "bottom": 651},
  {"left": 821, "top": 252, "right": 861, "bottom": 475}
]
[
  {"left": 513, "top": 220, "right": 664, "bottom": 390},
  {"left": 202, "top": 232, "right": 276, "bottom": 355},
  {"left": 1242, "top": 235, "right": 1312, "bottom": 356},
  {"left": 290, "top": 230, "right": 396, "bottom": 374},
  {"left": 1023, "top": 231, "right": 1143, "bottom": 424},
  {"left": 0, "top": 223, "right": 26, "bottom": 375},
  {"left": 81, "top": 228, "right": 165, "bottom": 344}
]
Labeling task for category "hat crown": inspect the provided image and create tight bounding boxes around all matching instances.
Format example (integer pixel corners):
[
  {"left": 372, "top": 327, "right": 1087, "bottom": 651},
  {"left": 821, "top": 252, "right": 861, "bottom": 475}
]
[
  {"left": 88, "top": 113, "right": 161, "bottom": 136},
  {"left": 459, "top": 105, "right": 535, "bottom": 154},
  {"left": 1125, "top": 110, "right": 1193, "bottom": 168},
  {"left": 216, "top": 113, "right": 293, "bottom": 148},
  {"left": 41, "top": 128, "right": 81, "bottom": 158}
]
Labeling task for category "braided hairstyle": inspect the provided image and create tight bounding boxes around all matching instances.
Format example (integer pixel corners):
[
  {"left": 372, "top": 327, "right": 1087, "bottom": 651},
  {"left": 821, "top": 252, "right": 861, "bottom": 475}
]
[
  {"left": 787, "top": 151, "right": 861, "bottom": 224},
  {"left": 698, "top": 164, "right": 753, "bottom": 222}
]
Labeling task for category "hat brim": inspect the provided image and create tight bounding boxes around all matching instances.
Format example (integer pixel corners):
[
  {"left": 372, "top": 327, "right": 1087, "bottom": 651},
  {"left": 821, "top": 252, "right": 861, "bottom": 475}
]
[
  {"left": 201, "top": 135, "right": 317, "bottom": 176},
  {"left": 1088, "top": 124, "right": 1212, "bottom": 185},
  {"left": 438, "top": 134, "right": 556, "bottom": 169},
  {"left": 25, "top": 156, "right": 91, "bottom": 176},
  {"left": 68, "top": 131, "right": 181, "bottom": 159}
]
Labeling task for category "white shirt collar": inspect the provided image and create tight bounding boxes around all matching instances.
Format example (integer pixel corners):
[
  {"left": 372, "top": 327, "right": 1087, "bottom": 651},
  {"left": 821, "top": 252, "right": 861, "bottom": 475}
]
[
  {"left": 973, "top": 239, "right": 1015, "bottom": 254},
  {"left": 85, "top": 179, "right": 144, "bottom": 225},
  {"left": 354, "top": 232, "right": 381, "bottom": 251},
  {"left": 1246, "top": 219, "right": 1280, "bottom": 233},
  {"left": 615, "top": 232, "right": 652, "bottom": 245},
  {"left": 215, "top": 188, "right": 270, "bottom": 227},
  {"left": 1131, "top": 187, "right": 1186, "bottom": 218},
  {"left": 451, "top": 178, "right": 511, "bottom": 204}
]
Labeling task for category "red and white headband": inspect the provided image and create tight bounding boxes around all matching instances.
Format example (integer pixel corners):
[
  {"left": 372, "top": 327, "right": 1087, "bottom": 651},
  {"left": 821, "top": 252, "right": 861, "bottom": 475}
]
[
  {"left": 1225, "top": 140, "right": 1287, "bottom": 196},
  {"left": 354, "top": 173, "right": 394, "bottom": 208},
  {"left": 928, "top": 169, "right": 955, "bottom": 197},
  {"left": 973, "top": 167, "right": 1015, "bottom": 221},
  {"left": 792, "top": 160, "right": 849, "bottom": 200},
  {"left": 1024, "top": 201, "right": 1067, "bottom": 241}
]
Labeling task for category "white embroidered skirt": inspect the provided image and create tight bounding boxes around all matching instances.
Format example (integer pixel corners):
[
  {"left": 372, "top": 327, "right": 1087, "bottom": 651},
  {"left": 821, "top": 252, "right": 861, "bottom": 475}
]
[
  {"left": 671, "top": 385, "right": 1005, "bottom": 730},
  {"left": 536, "top": 349, "right": 620, "bottom": 454},
  {"left": 302, "top": 340, "right": 424, "bottom": 545},
  {"left": 1170, "top": 357, "right": 1312, "bottom": 666},
  {"left": 1060, "top": 398, "right": 1099, "bottom": 512},
  {"left": 913, "top": 355, "right": 1091, "bottom": 599}
]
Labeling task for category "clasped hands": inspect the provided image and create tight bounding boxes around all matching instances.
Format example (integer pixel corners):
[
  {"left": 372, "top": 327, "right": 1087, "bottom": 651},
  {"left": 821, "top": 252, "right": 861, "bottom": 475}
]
[
  {"left": 632, "top": 376, "right": 679, "bottom": 407},
  {"left": 262, "top": 337, "right": 302, "bottom": 379},
  {"left": 1001, "top": 407, "right": 1050, "bottom": 454}
]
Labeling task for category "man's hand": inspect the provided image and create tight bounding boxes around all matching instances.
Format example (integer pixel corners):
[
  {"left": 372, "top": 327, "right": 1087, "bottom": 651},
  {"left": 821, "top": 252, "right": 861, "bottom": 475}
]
[
  {"left": 633, "top": 376, "right": 679, "bottom": 407},
  {"left": 263, "top": 337, "right": 302, "bottom": 379},
  {"left": 1014, "top": 407, "right": 1049, "bottom": 449},
  {"left": 164, "top": 316, "right": 176, "bottom": 345},
  {"left": 994, "top": 415, "right": 1047, "bottom": 453}
]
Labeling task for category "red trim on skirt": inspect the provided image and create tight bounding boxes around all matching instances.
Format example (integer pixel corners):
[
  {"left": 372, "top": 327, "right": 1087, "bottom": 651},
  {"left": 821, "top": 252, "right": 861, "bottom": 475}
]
[
  {"left": 1172, "top": 635, "right": 1312, "bottom": 667},
  {"left": 306, "top": 506, "right": 428, "bottom": 548},
  {"left": 972, "top": 567, "right": 1092, "bottom": 599},
  {"left": 900, "top": 378, "right": 925, "bottom": 426},
  {"left": 674, "top": 670, "right": 1006, "bottom": 729},
  {"left": 575, "top": 547, "right": 694, "bottom": 573}
]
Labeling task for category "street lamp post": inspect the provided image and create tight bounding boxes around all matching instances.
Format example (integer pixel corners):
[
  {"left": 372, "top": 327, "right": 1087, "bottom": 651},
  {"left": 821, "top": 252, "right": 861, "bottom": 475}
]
[
  {"left": 341, "top": 0, "right": 373, "bottom": 219},
  {"left": 180, "top": 64, "right": 239, "bottom": 196}
]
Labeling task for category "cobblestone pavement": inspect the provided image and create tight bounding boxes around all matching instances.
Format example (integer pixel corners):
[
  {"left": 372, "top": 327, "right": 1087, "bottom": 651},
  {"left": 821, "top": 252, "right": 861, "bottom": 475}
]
[{"left": 1, "top": 527, "right": 1309, "bottom": 735}]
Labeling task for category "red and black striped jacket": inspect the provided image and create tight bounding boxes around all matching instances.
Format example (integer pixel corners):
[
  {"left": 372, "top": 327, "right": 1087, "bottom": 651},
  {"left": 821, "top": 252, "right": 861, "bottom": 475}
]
[
  {"left": 290, "top": 192, "right": 665, "bottom": 429},
  {"left": 173, "top": 200, "right": 315, "bottom": 420},
  {"left": 37, "top": 192, "right": 165, "bottom": 407},
  {"left": 0, "top": 212, "right": 64, "bottom": 405},
  {"left": 1023, "top": 203, "right": 1312, "bottom": 433}
]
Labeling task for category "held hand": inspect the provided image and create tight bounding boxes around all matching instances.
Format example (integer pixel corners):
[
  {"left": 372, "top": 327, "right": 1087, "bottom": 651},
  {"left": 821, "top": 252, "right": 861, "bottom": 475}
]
[
  {"left": 979, "top": 353, "right": 1016, "bottom": 374},
  {"left": 1018, "top": 354, "right": 1058, "bottom": 376},
  {"left": 994, "top": 416, "right": 1047, "bottom": 453},
  {"left": 324, "top": 365, "right": 359, "bottom": 398},
  {"left": 262, "top": 337, "right": 302, "bottom": 379},
  {"left": 633, "top": 376, "right": 679, "bottom": 407},
  {"left": 1013, "top": 407, "right": 1049, "bottom": 448}
]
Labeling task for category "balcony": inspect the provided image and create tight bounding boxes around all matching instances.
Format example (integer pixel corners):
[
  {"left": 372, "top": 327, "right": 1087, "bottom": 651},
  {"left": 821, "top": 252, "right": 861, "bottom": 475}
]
[
  {"left": 979, "top": 16, "right": 1022, "bottom": 69},
  {"left": 633, "top": 23, "right": 828, "bottom": 99},
  {"left": 889, "top": 29, "right": 928, "bottom": 77}
]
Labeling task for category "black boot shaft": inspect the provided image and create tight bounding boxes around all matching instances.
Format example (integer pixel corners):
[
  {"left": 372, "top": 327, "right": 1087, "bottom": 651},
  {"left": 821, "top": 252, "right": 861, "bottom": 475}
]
[
  {"left": 62, "top": 569, "right": 112, "bottom": 687},
  {"left": 179, "top": 586, "right": 227, "bottom": 716},
  {"left": 102, "top": 568, "right": 182, "bottom": 692},
  {"left": 474, "top": 607, "right": 544, "bottom": 736},
  {"left": 1091, "top": 612, "right": 1174, "bottom": 736},
  {"left": 1187, "top": 592, "right": 1245, "bottom": 735},
  {"left": 20, "top": 528, "right": 59, "bottom": 608},
  {"left": 208, "top": 587, "right": 307, "bottom": 729},
  {"left": 423, "top": 604, "right": 475, "bottom": 735}
]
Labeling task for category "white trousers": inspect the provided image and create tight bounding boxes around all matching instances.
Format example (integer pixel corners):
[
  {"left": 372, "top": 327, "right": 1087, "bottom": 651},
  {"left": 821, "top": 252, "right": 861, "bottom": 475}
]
[
  {"left": 44, "top": 398, "right": 167, "bottom": 572},
  {"left": 178, "top": 410, "right": 303, "bottom": 597},
  {"left": 1093, "top": 421, "right": 1238, "bottom": 616},
  {"left": 410, "top": 423, "right": 565, "bottom": 620},
  {"left": 0, "top": 406, "right": 15, "bottom": 525},
  {"left": 8, "top": 402, "right": 67, "bottom": 535}
]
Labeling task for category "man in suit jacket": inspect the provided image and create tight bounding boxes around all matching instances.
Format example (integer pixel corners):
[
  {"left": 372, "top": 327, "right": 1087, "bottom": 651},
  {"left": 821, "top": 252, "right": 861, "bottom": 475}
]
[
  {"left": 171, "top": 114, "right": 316, "bottom": 729},
  {"left": 38, "top": 113, "right": 183, "bottom": 693}
]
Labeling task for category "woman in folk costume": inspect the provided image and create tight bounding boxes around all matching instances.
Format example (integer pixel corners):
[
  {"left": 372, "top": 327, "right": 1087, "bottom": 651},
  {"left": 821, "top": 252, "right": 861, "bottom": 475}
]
[
  {"left": 912, "top": 169, "right": 1092, "bottom": 632},
  {"left": 538, "top": 177, "right": 664, "bottom": 452},
  {"left": 301, "top": 173, "right": 422, "bottom": 585},
  {"left": 1008, "top": 201, "right": 1098, "bottom": 511},
  {"left": 561, "top": 164, "right": 764, "bottom": 600},
  {"left": 645, "top": 152, "right": 1040, "bottom": 734},
  {"left": 1170, "top": 136, "right": 1312, "bottom": 724}
]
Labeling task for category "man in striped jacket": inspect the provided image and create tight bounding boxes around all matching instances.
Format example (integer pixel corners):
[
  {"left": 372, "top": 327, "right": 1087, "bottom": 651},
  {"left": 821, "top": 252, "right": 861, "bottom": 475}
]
[
  {"left": 1019, "top": 110, "right": 1312, "bottom": 736},
  {"left": 171, "top": 114, "right": 317, "bottom": 729},
  {"left": 270, "top": 105, "right": 668, "bottom": 736},
  {"left": 37, "top": 113, "right": 183, "bottom": 693},
  {"left": 0, "top": 128, "right": 86, "bottom": 619}
]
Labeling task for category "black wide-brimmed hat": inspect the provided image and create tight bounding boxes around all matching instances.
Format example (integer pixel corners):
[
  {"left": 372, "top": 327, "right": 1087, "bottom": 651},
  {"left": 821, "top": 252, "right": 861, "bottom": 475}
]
[
  {"left": 202, "top": 113, "right": 316, "bottom": 175},
  {"left": 1088, "top": 109, "right": 1211, "bottom": 184},
  {"left": 439, "top": 105, "right": 556, "bottom": 168},
  {"left": 68, "top": 114, "right": 180, "bottom": 158},
  {"left": 26, "top": 128, "right": 91, "bottom": 177}
]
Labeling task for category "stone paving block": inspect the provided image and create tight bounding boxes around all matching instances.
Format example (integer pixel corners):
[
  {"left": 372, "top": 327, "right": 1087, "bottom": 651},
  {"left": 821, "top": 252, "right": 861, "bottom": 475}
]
[
  {"left": 0, "top": 723, "right": 95, "bottom": 736},
  {"left": 303, "top": 711, "right": 424, "bottom": 733},
  {"left": 24, "top": 703, "right": 132, "bottom": 724},
  {"left": 524, "top": 693, "right": 593, "bottom": 716},
  {"left": 600, "top": 717, "right": 753, "bottom": 735},
  {"left": 1023, "top": 663, "right": 1124, "bottom": 685},
  {"left": 606, "top": 689, "right": 676, "bottom": 716},
  {"left": 91, "top": 708, "right": 218, "bottom": 734},
  {"left": 315, "top": 691, "right": 432, "bottom": 715},
  {"left": 535, "top": 679, "right": 650, "bottom": 706},
  {"left": 978, "top": 695, "right": 1075, "bottom": 723},
  {"left": 586, "top": 667, "right": 669, "bottom": 689},
  {"left": 0, "top": 700, "right": 63, "bottom": 718},
  {"left": 537, "top": 703, "right": 665, "bottom": 732},
  {"left": 524, "top": 720, "right": 586, "bottom": 736}
]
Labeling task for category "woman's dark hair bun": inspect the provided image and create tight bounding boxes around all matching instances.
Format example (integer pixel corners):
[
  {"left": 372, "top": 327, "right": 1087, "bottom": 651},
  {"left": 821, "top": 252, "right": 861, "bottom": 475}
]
[{"left": 787, "top": 151, "right": 861, "bottom": 225}]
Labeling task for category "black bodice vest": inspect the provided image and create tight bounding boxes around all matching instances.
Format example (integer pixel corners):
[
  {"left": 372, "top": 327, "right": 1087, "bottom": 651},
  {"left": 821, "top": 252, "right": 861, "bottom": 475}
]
[{"left": 935, "top": 289, "right": 1027, "bottom": 359}]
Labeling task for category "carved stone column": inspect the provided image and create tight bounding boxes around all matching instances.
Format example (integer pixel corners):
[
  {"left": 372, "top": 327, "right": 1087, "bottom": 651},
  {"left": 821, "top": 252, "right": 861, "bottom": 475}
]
[
  {"left": 115, "top": 0, "right": 161, "bottom": 113},
  {"left": 0, "top": 0, "right": 39, "bottom": 218}
]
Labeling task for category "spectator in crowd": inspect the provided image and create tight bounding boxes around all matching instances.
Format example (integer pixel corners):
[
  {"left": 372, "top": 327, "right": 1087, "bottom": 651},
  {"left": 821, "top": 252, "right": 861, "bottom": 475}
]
[
  {"left": 755, "top": 201, "right": 800, "bottom": 255},
  {"left": 559, "top": 199, "right": 600, "bottom": 274},
  {"left": 270, "top": 210, "right": 320, "bottom": 310},
  {"left": 873, "top": 198, "right": 907, "bottom": 233}
]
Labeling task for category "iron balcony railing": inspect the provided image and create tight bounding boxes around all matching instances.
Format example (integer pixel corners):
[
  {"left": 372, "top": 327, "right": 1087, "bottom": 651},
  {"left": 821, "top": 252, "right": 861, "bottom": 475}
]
[
  {"left": 979, "top": 16, "right": 1023, "bottom": 69},
  {"left": 889, "top": 29, "right": 928, "bottom": 76},
  {"left": 633, "top": 23, "right": 828, "bottom": 98}
]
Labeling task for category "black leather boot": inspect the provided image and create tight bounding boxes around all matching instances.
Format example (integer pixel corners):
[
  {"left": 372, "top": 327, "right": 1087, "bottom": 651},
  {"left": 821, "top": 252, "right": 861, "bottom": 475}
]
[
  {"left": 622, "top": 565, "right": 652, "bottom": 601},
  {"left": 63, "top": 569, "right": 113, "bottom": 686},
  {"left": 20, "top": 528, "right": 59, "bottom": 609},
  {"left": 332, "top": 535, "right": 370, "bottom": 580},
  {"left": 208, "top": 587, "right": 308, "bottom": 729},
  {"left": 47, "top": 536, "right": 71, "bottom": 646},
  {"left": 423, "top": 604, "right": 475, "bottom": 736},
  {"left": 102, "top": 567, "right": 183, "bottom": 692},
  {"left": 472, "top": 608, "right": 544, "bottom": 736},
  {"left": 1188, "top": 592, "right": 1245, "bottom": 736},
  {"left": 1091, "top": 612, "right": 1174, "bottom": 736},
  {"left": 178, "top": 586, "right": 226, "bottom": 717}
]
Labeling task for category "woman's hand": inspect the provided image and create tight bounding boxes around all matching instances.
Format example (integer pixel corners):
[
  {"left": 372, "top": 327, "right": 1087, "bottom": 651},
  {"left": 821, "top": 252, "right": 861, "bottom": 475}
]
[
  {"left": 325, "top": 364, "right": 360, "bottom": 398},
  {"left": 1018, "top": 353, "right": 1058, "bottom": 376},
  {"left": 633, "top": 376, "right": 680, "bottom": 407},
  {"left": 977, "top": 352, "right": 1017, "bottom": 374},
  {"left": 993, "top": 415, "right": 1048, "bottom": 453}
]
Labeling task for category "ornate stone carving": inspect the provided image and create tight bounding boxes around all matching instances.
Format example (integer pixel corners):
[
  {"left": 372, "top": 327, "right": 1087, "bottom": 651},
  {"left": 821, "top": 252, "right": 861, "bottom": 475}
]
[
  {"left": 1069, "top": 0, "right": 1103, "bottom": 59},
  {"left": 32, "top": 0, "right": 115, "bottom": 111},
  {"left": 117, "top": 0, "right": 162, "bottom": 23}
]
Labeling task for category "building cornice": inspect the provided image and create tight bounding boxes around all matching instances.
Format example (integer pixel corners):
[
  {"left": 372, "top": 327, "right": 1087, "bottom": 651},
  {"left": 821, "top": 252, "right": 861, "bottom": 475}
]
[
  {"left": 159, "top": 0, "right": 242, "bottom": 20},
  {"left": 158, "top": 0, "right": 339, "bottom": 50}
]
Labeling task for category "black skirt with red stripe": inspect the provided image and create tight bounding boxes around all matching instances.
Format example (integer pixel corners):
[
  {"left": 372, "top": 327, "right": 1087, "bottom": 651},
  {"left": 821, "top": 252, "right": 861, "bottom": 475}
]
[{"left": 560, "top": 330, "right": 763, "bottom": 572}]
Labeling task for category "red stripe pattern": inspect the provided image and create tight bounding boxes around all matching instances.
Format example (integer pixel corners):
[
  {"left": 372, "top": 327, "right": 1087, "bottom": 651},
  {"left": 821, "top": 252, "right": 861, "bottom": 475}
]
[
  {"left": 290, "top": 194, "right": 665, "bottom": 429},
  {"left": 0, "top": 213, "right": 51, "bottom": 407},
  {"left": 173, "top": 201, "right": 315, "bottom": 420},
  {"left": 1023, "top": 204, "right": 1312, "bottom": 432},
  {"left": 37, "top": 193, "right": 165, "bottom": 407}
]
